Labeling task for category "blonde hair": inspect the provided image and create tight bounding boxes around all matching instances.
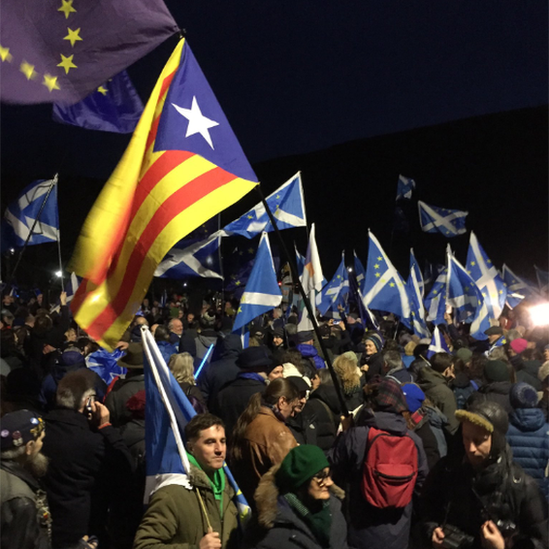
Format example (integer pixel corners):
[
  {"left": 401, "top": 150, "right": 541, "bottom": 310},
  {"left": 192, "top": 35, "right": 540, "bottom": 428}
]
[
  {"left": 168, "top": 352, "right": 195, "bottom": 385},
  {"left": 333, "top": 354, "right": 361, "bottom": 393}
]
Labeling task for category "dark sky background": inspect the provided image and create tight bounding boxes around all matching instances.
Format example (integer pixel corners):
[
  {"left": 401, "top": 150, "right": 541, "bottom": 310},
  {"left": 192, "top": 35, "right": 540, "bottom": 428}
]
[{"left": 1, "top": 1, "right": 547, "bottom": 289}]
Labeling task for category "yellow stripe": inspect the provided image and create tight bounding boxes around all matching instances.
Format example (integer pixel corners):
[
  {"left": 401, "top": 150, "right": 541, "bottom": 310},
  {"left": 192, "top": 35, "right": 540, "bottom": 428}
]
[{"left": 69, "top": 38, "right": 186, "bottom": 281}]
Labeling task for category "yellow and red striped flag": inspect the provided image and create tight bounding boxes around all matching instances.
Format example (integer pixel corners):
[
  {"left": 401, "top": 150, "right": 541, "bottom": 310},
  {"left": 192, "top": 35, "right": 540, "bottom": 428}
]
[{"left": 70, "top": 39, "right": 258, "bottom": 349}]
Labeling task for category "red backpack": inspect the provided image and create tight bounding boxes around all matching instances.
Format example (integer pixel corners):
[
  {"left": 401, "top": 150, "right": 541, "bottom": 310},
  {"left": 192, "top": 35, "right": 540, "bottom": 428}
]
[{"left": 361, "top": 426, "right": 418, "bottom": 509}]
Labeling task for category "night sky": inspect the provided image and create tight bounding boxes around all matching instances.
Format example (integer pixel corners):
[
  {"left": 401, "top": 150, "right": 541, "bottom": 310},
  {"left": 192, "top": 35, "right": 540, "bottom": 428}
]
[{"left": 1, "top": 2, "right": 547, "bottom": 289}]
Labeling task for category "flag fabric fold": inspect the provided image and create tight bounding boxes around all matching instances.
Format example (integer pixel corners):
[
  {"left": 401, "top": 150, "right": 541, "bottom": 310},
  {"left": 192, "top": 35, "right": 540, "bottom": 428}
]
[
  {"left": 222, "top": 172, "right": 307, "bottom": 238},
  {"left": 426, "top": 326, "right": 450, "bottom": 359},
  {"left": 70, "top": 39, "right": 258, "bottom": 349},
  {"left": 317, "top": 253, "right": 350, "bottom": 316},
  {"left": 232, "top": 233, "right": 282, "bottom": 333},
  {"left": 396, "top": 175, "right": 416, "bottom": 201},
  {"left": 501, "top": 264, "right": 529, "bottom": 308},
  {"left": 424, "top": 268, "right": 448, "bottom": 327},
  {"left": 353, "top": 252, "right": 366, "bottom": 294},
  {"left": 2, "top": 176, "right": 59, "bottom": 251},
  {"left": 407, "top": 249, "right": 430, "bottom": 338},
  {"left": 418, "top": 201, "right": 468, "bottom": 237}
]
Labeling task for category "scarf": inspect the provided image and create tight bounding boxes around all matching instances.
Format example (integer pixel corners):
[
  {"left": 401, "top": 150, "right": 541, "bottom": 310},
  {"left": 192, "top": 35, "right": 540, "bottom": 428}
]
[
  {"left": 238, "top": 372, "right": 267, "bottom": 383},
  {"left": 187, "top": 452, "right": 226, "bottom": 517},
  {"left": 283, "top": 492, "right": 332, "bottom": 548}
]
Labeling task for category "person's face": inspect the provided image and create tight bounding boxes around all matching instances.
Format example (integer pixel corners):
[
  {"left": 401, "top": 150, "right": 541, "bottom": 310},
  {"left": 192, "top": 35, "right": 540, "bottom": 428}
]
[
  {"left": 277, "top": 396, "right": 299, "bottom": 421},
  {"left": 462, "top": 420, "right": 492, "bottom": 469},
  {"left": 306, "top": 467, "right": 333, "bottom": 501},
  {"left": 187, "top": 313, "right": 195, "bottom": 323},
  {"left": 544, "top": 349, "right": 549, "bottom": 362},
  {"left": 310, "top": 374, "right": 321, "bottom": 391},
  {"left": 292, "top": 392, "right": 308, "bottom": 414},
  {"left": 188, "top": 425, "right": 226, "bottom": 472},
  {"left": 273, "top": 336, "right": 283, "bottom": 347},
  {"left": 171, "top": 320, "right": 183, "bottom": 335},
  {"left": 364, "top": 340, "right": 377, "bottom": 355},
  {"left": 268, "top": 365, "right": 284, "bottom": 381}
]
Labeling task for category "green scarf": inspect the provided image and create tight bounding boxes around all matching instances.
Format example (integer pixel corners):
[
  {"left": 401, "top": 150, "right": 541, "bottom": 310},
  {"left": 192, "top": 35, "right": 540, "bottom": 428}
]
[
  {"left": 283, "top": 492, "right": 332, "bottom": 548},
  {"left": 187, "top": 452, "right": 225, "bottom": 518}
]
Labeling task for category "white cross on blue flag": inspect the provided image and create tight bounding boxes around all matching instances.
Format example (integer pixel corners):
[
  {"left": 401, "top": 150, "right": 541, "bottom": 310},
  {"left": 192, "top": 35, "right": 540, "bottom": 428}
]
[
  {"left": 317, "top": 253, "right": 350, "bottom": 316},
  {"left": 418, "top": 200, "right": 468, "bottom": 237},
  {"left": 396, "top": 174, "right": 416, "bottom": 201},
  {"left": 426, "top": 326, "right": 450, "bottom": 359}
]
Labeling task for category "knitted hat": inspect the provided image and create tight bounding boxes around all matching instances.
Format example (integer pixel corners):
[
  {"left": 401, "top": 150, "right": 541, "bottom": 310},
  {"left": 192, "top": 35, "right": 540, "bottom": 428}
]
[
  {"left": 538, "top": 361, "right": 549, "bottom": 384},
  {"left": 272, "top": 327, "right": 284, "bottom": 339},
  {"left": 455, "top": 348, "right": 472, "bottom": 363},
  {"left": 510, "top": 382, "right": 539, "bottom": 409},
  {"left": 484, "top": 360, "right": 510, "bottom": 382},
  {"left": 1, "top": 410, "right": 45, "bottom": 451},
  {"left": 236, "top": 347, "right": 272, "bottom": 370},
  {"left": 365, "top": 332, "right": 384, "bottom": 352},
  {"left": 510, "top": 338, "right": 528, "bottom": 355},
  {"left": 297, "top": 330, "right": 314, "bottom": 344},
  {"left": 275, "top": 445, "right": 329, "bottom": 494},
  {"left": 401, "top": 383, "right": 425, "bottom": 413},
  {"left": 371, "top": 377, "right": 408, "bottom": 413}
]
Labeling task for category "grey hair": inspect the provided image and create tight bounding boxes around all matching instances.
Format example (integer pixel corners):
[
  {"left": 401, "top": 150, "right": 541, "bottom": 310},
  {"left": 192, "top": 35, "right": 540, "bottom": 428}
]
[
  {"left": 56, "top": 369, "right": 98, "bottom": 410},
  {"left": 1, "top": 445, "right": 26, "bottom": 460},
  {"left": 168, "top": 352, "right": 195, "bottom": 385},
  {"left": 383, "top": 350, "right": 403, "bottom": 371}
]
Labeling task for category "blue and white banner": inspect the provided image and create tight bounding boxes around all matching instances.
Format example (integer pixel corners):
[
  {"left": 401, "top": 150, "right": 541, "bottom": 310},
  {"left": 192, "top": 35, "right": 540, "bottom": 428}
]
[{"left": 418, "top": 200, "right": 468, "bottom": 237}]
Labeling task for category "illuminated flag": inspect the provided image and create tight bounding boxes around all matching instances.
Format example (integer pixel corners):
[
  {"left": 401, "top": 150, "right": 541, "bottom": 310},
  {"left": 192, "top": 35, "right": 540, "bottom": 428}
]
[
  {"left": 70, "top": 40, "right": 258, "bottom": 349},
  {"left": 418, "top": 201, "right": 468, "bottom": 237},
  {"left": 317, "top": 253, "right": 350, "bottom": 316},
  {"left": 502, "top": 264, "right": 530, "bottom": 308},
  {"left": 0, "top": 0, "right": 178, "bottom": 104},
  {"left": 426, "top": 326, "right": 450, "bottom": 359},
  {"left": 424, "top": 268, "right": 447, "bottom": 327}
]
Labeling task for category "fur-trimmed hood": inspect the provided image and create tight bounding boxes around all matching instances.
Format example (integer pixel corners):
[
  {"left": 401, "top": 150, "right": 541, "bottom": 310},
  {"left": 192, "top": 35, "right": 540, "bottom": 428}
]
[{"left": 254, "top": 463, "right": 345, "bottom": 529}]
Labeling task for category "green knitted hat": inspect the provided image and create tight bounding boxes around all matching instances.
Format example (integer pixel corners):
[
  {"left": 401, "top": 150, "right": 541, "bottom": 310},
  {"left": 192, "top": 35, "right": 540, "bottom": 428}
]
[{"left": 275, "top": 445, "right": 329, "bottom": 494}]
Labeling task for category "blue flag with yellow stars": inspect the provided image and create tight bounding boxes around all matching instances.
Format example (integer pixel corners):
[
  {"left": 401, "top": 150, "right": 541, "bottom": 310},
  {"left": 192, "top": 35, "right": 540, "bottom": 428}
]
[
  {"left": 225, "top": 240, "right": 258, "bottom": 293},
  {"left": 317, "top": 253, "right": 350, "bottom": 316},
  {"left": 52, "top": 70, "right": 143, "bottom": 133},
  {"left": 0, "top": 0, "right": 178, "bottom": 104},
  {"left": 418, "top": 200, "right": 468, "bottom": 237}
]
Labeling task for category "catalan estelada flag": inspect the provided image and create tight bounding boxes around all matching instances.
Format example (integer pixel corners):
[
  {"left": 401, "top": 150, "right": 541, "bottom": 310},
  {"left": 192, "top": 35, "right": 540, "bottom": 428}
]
[{"left": 70, "top": 39, "right": 258, "bottom": 349}]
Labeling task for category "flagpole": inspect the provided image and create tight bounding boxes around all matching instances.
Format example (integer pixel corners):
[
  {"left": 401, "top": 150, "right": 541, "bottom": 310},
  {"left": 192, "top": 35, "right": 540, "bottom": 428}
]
[
  {"left": 218, "top": 214, "right": 225, "bottom": 305},
  {"left": 56, "top": 228, "right": 64, "bottom": 294},
  {"left": 254, "top": 187, "right": 349, "bottom": 417},
  {"left": 8, "top": 174, "right": 58, "bottom": 286}
]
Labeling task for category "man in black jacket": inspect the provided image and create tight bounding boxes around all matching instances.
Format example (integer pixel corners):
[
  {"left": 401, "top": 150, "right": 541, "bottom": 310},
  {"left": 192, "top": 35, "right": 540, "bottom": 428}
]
[{"left": 42, "top": 369, "right": 133, "bottom": 549}]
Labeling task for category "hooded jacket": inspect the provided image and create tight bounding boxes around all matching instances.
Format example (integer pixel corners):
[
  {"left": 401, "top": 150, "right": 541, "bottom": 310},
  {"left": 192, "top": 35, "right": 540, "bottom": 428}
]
[
  {"left": 243, "top": 463, "right": 348, "bottom": 549},
  {"left": 296, "top": 343, "right": 325, "bottom": 370},
  {"left": 304, "top": 385, "right": 342, "bottom": 452},
  {"left": 469, "top": 381, "right": 513, "bottom": 415}
]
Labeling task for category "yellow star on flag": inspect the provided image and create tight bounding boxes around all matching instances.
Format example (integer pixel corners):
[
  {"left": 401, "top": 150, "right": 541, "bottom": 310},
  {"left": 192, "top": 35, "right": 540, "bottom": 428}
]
[
  {"left": 20, "top": 61, "right": 37, "bottom": 80},
  {"left": 248, "top": 248, "right": 254, "bottom": 254},
  {"left": 64, "top": 28, "right": 83, "bottom": 47},
  {"left": 276, "top": 194, "right": 280, "bottom": 199},
  {"left": 247, "top": 214, "right": 253, "bottom": 219},
  {"left": 97, "top": 85, "right": 108, "bottom": 95},
  {"left": 58, "top": 0, "right": 77, "bottom": 19},
  {"left": 499, "top": 289, "right": 503, "bottom": 295},
  {"left": 237, "top": 306, "right": 242, "bottom": 314},
  {"left": 43, "top": 74, "right": 61, "bottom": 92},
  {"left": 0, "top": 45, "right": 13, "bottom": 62},
  {"left": 375, "top": 273, "right": 381, "bottom": 278},
  {"left": 470, "top": 261, "right": 476, "bottom": 266},
  {"left": 377, "top": 256, "right": 383, "bottom": 261},
  {"left": 374, "top": 264, "right": 380, "bottom": 269},
  {"left": 433, "top": 290, "right": 437, "bottom": 295},
  {"left": 389, "top": 282, "right": 395, "bottom": 287},
  {"left": 235, "top": 281, "right": 241, "bottom": 286},
  {"left": 58, "top": 54, "right": 77, "bottom": 74}
]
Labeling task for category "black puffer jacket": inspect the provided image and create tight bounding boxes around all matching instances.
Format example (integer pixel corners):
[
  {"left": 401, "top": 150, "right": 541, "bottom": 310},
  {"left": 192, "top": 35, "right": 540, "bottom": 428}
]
[
  {"left": 304, "top": 385, "right": 342, "bottom": 452},
  {"left": 468, "top": 381, "right": 513, "bottom": 415}
]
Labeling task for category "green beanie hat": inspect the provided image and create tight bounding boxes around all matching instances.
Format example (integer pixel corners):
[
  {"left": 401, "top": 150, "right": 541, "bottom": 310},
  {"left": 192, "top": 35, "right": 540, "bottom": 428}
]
[
  {"left": 484, "top": 360, "right": 510, "bottom": 383},
  {"left": 275, "top": 445, "right": 329, "bottom": 494}
]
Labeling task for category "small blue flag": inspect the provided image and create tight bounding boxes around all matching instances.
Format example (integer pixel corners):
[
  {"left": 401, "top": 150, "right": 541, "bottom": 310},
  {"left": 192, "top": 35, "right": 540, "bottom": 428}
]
[
  {"left": 407, "top": 249, "right": 430, "bottom": 338},
  {"left": 502, "top": 264, "right": 530, "bottom": 308},
  {"left": 295, "top": 245, "right": 306, "bottom": 278},
  {"left": 426, "top": 326, "right": 450, "bottom": 359},
  {"left": 225, "top": 241, "right": 257, "bottom": 292},
  {"left": 50, "top": 272, "right": 81, "bottom": 314},
  {"left": 418, "top": 200, "right": 468, "bottom": 237},
  {"left": 424, "top": 268, "right": 447, "bottom": 327},
  {"left": 52, "top": 70, "right": 144, "bottom": 133},
  {"left": 222, "top": 172, "right": 306, "bottom": 238},
  {"left": 317, "top": 253, "right": 350, "bottom": 316},
  {"left": 362, "top": 231, "right": 411, "bottom": 327},
  {"left": 396, "top": 174, "right": 416, "bottom": 201},
  {"left": 353, "top": 251, "right": 366, "bottom": 294},
  {"left": 232, "top": 233, "right": 282, "bottom": 332},
  {"left": 2, "top": 176, "right": 59, "bottom": 251},
  {"left": 86, "top": 348, "right": 126, "bottom": 385}
]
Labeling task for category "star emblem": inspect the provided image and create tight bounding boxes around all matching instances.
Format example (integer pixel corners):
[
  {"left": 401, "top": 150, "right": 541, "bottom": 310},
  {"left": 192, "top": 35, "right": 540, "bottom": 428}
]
[
  {"left": 64, "top": 27, "right": 83, "bottom": 47},
  {"left": 389, "top": 282, "right": 395, "bottom": 287},
  {"left": 43, "top": 74, "right": 60, "bottom": 92},
  {"left": 375, "top": 273, "right": 381, "bottom": 278},
  {"left": 20, "top": 61, "right": 37, "bottom": 80},
  {"left": 172, "top": 96, "right": 219, "bottom": 149},
  {"left": 58, "top": 0, "right": 77, "bottom": 19},
  {"left": 433, "top": 290, "right": 437, "bottom": 295},
  {"left": 374, "top": 264, "right": 380, "bottom": 269},
  {"left": 377, "top": 256, "right": 383, "bottom": 261},
  {"left": 0, "top": 45, "right": 13, "bottom": 63},
  {"left": 57, "top": 54, "right": 77, "bottom": 74},
  {"left": 247, "top": 215, "right": 253, "bottom": 219},
  {"left": 235, "top": 281, "right": 241, "bottom": 286},
  {"left": 97, "top": 86, "right": 108, "bottom": 95},
  {"left": 470, "top": 261, "right": 476, "bottom": 266},
  {"left": 465, "top": 286, "right": 469, "bottom": 292},
  {"left": 499, "top": 289, "right": 503, "bottom": 295}
]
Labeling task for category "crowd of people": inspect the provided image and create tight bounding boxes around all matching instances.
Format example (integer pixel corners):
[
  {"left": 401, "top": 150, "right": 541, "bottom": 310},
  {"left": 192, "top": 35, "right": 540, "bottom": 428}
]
[{"left": 1, "top": 289, "right": 548, "bottom": 549}]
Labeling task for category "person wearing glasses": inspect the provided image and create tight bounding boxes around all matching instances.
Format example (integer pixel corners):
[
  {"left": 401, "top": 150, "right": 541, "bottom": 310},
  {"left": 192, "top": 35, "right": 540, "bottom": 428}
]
[{"left": 244, "top": 445, "right": 348, "bottom": 549}]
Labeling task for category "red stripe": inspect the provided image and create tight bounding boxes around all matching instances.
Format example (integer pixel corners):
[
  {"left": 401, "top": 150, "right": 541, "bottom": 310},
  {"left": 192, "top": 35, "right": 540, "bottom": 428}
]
[
  {"left": 71, "top": 279, "right": 91, "bottom": 317},
  {"left": 87, "top": 167, "right": 238, "bottom": 335},
  {"left": 145, "top": 68, "right": 178, "bottom": 151}
]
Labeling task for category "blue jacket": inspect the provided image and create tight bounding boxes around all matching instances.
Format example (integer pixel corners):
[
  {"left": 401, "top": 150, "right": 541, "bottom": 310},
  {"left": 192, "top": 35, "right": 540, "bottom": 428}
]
[
  {"left": 296, "top": 343, "right": 325, "bottom": 370},
  {"left": 507, "top": 407, "right": 549, "bottom": 500}
]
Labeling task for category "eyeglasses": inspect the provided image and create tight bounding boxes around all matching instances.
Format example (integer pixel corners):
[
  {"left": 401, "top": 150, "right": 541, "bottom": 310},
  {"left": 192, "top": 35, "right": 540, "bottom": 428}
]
[{"left": 312, "top": 470, "right": 332, "bottom": 487}]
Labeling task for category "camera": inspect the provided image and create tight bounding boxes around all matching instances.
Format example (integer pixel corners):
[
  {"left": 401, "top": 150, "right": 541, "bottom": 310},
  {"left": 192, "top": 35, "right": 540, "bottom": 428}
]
[{"left": 441, "top": 525, "right": 474, "bottom": 549}]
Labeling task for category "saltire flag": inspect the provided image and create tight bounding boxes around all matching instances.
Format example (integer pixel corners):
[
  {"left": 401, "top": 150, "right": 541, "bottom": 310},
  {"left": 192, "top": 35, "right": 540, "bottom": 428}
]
[
  {"left": 70, "top": 39, "right": 258, "bottom": 349},
  {"left": 446, "top": 249, "right": 490, "bottom": 340},
  {"left": 297, "top": 223, "right": 324, "bottom": 331},
  {"left": 154, "top": 231, "right": 222, "bottom": 280},
  {"left": 407, "top": 249, "right": 430, "bottom": 338},
  {"left": 348, "top": 269, "right": 380, "bottom": 330},
  {"left": 362, "top": 231, "right": 411, "bottom": 328},
  {"left": 0, "top": 0, "right": 178, "bottom": 105},
  {"left": 396, "top": 175, "right": 416, "bottom": 201},
  {"left": 225, "top": 241, "right": 257, "bottom": 292},
  {"left": 502, "top": 264, "right": 529, "bottom": 308},
  {"left": 534, "top": 265, "right": 549, "bottom": 297},
  {"left": 418, "top": 201, "right": 468, "bottom": 237},
  {"left": 317, "top": 253, "right": 350, "bottom": 316},
  {"left": 232, "top": 233, "right": 282, "bottom": 333},
  {"left": 353, "top": 251, "right": 366, "bottom": 293},
  {"left": 486, "top": 334, "right": 508, "bottom": 357},
  {"left": 50, "top": 272, "right": 81, "bottom": 314},
  {"left": 8, "top": 284, "right": 19, "bottom": 298},
  {"left": 52, "top": 70, "right": 143, "bottom": 133},
  {"left": 2, "top": 176, "right": 59, "bottom": 251},
  {"left": 426, "top": 326, "right": 451, "bottom": 359},
  {"left": 141, "top": 327, "right": 251, "bottom": 521},
  {"left": 466, "top": 232, "right": 507, "bottom": 320},
  {"left": 222, "top": 172, "right": 307, "bottom": 238},
  {"left": 295, "top": 245, "right": 306, "bottom": 278},
  {"left": 424, "top": 268, "right": 448, "bottom": 327},
  {"left": 86, "top": 347, "right": 126, "bottom": 385}
]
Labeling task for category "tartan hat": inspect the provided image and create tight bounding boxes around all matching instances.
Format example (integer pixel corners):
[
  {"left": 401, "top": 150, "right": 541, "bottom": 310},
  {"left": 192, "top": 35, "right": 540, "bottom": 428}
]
[{"left": 369, "top": 377, "right": 408, "bottom": 413}]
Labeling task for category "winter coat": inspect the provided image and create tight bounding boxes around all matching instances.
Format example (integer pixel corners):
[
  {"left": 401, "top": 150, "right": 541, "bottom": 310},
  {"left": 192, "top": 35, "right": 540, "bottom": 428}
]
[
  {"left": 42, "top": 408, "right": 134, "bottom": 548},
  {"left": 423, "top": 405, "right": 448, "bottom": 459},
  {"left": 0, "top": 460, "right": 50, "bottom": 549},
  {"left": 417, "top": 367, "right": 459, "bottom": 435},
  {"left": 361, "top": 352, "right": 384, "bottom": 382},
  {"left": 194, "top": 330, "right": 220, "bottom": 360},
  {"left": 329, "top": 410, "right": 428, "bottom": 549},
  {"left": 507, "top": 407, "right": 549, "bottom": 500},
  {"left": 304, "top": 385, "right": 342, "bottom": 452},
  {"left": 386, "top": 367, "right": 414, "bottom": 385},
  {"left": 297, "top": 343, "right": 325, "bottom": 370},
  {"left": 104, "top": 372, "right": 145, "bottom": 428},
  {"left": 451, "top": 371, "right": 478, "bottom": 410},
  {"left": 468, "top": 380, "right": 513, "bottom": 415},
  {"left": 243, "top": 463, "right": 348, "bottom": 549},
  {"left": 287, "top": 410, "right": 318, "bottom": 447},
  {"left": 419, "top": 446, "right": 548, "bottom": 549},
  {"left": 198, "top": 334, "right": 242, "bottom": 409},
  {"left": 155, "top": 340, "right": 178, "bottom": 364},
  {"left": 215, "top": 377, "right": 266, "bottom": 439},
  {"left": 408, "top": 409, "right": 441, "bottom": 470},
  {"left": 231, "top": 406, "right": 297, "bottom": 505},
  {"left": 134, "top": 463, "right": 240, "bottom": 549}
]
